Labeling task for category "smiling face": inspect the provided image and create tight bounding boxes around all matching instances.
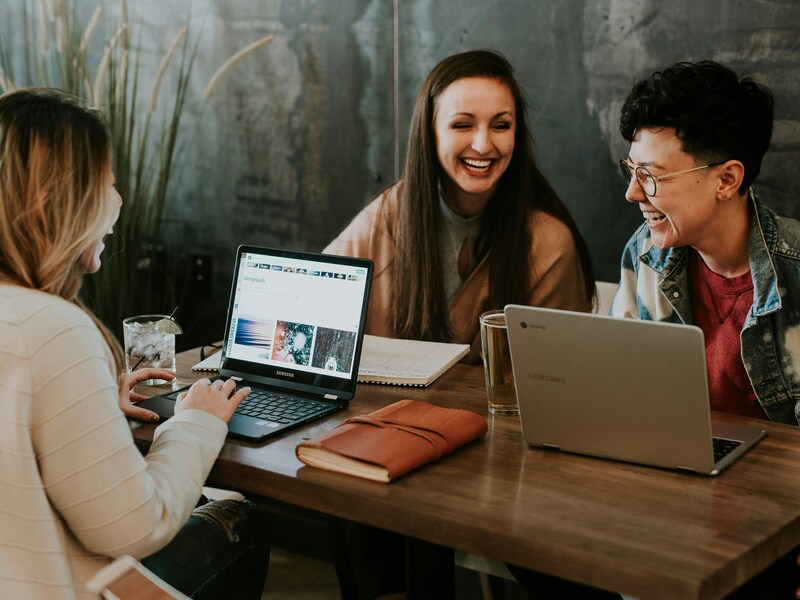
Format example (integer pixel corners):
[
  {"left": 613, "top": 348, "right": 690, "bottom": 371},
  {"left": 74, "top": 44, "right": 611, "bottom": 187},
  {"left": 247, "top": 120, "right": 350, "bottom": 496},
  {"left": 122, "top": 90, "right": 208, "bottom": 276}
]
[
  {"left": 624, "top": 127, "right": 725, "bottom": 250},
  {"left": 81, "top": 170, "right": 122, "bottom": 274},
  {"left": 433, "top": 76, "right": 516, "bottom": 217}
]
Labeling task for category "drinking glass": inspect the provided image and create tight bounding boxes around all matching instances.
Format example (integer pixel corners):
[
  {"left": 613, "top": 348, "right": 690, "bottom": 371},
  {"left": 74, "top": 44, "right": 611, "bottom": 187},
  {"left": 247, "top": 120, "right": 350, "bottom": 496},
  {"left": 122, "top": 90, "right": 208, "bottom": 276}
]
[
  {"left": 122, "top": 314, "right": 177, "bottom": 385},
  {"left": 479, "top": 310, "right": 518, "bottom": 415}
]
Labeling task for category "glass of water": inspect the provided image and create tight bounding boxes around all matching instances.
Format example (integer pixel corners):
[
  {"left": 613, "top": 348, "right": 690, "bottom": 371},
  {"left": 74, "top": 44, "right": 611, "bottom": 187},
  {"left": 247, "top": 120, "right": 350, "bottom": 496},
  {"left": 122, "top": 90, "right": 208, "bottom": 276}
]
[
  {"left": 479, "top": 310, "right": 518, "bottom": 415},
  {"left": 122, "top": 314, "right": 181, "bottom": 385}
]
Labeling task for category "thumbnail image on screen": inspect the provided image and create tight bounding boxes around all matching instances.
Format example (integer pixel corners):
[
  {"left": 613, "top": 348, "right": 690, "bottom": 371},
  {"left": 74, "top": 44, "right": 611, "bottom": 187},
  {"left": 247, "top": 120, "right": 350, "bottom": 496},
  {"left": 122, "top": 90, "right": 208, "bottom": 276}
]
[
  {"left": 233, "top": 317, "right": 274, "bottom": 353},
  {"left": 271, "top": 320, "right": 314, "bottom": 366},
  {"left": 311, "top": 327, "right": 357, "bottom": 373}
]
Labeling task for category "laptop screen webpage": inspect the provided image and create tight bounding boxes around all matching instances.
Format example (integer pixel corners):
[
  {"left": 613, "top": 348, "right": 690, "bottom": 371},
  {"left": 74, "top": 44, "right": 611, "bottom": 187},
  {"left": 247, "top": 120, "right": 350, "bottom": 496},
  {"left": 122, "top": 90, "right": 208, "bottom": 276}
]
[{"left": 220, "top": 246, "right": 372, "bottom": 396}]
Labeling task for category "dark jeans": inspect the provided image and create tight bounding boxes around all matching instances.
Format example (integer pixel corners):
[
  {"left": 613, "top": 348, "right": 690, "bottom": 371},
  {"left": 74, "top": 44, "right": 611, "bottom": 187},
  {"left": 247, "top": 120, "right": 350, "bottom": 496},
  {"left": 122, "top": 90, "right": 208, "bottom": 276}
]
[{"left": 142, "top": 498, "right": 270, "bottom": 600}]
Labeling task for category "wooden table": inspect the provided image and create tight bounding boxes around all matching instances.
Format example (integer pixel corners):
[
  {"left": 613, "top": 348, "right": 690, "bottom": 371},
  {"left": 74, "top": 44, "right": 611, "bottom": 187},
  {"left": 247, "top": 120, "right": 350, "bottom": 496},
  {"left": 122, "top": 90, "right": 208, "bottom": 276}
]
[{"left": 131, "top": 348, "right": 800, "bottom": 600}]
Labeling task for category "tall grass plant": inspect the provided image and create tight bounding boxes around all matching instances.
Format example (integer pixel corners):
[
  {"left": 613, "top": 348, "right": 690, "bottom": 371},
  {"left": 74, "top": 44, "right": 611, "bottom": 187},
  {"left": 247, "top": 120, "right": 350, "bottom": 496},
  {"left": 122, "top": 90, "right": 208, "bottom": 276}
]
[{"left": 0, "top": 0, "right": 272, "bottom": 338}]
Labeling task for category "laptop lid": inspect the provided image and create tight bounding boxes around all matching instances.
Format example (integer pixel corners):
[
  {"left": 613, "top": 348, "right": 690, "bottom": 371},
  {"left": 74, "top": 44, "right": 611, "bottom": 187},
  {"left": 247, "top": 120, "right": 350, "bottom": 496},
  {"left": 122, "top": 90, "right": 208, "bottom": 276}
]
[
  {"left": 218, "top": 245, "right": 373, "bottom": 404},
  {"left": 505, "top": 305, "right": 765, "bottom": 475}
]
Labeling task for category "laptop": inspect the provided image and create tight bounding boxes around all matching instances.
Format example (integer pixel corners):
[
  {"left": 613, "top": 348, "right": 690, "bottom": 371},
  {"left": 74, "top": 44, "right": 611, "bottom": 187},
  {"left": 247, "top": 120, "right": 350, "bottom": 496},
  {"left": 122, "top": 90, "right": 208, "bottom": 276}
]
[
  {"left": 137, "top": 245, "right": 373, "bottom": 441},
  {"left": 504, "top": 305, "right": 766, "bottom": 475}
]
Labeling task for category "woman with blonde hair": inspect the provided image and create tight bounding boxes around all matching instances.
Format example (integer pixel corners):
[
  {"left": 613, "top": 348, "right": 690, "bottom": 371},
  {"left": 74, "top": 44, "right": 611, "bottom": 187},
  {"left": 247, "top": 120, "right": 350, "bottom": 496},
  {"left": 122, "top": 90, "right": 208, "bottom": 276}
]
[{"left": 0, "top": 88, "right": 268, "bottom": 599}]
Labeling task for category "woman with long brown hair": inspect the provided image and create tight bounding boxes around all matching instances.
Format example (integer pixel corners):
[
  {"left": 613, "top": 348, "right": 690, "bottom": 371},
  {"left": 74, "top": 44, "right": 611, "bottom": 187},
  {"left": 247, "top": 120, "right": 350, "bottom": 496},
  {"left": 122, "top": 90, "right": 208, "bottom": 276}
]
[
  {"left": 326, "top": 49, "right": 594, "bottom": 364},
  {"left": 325, "top": 50, "right": 596, "bottom": 599}
]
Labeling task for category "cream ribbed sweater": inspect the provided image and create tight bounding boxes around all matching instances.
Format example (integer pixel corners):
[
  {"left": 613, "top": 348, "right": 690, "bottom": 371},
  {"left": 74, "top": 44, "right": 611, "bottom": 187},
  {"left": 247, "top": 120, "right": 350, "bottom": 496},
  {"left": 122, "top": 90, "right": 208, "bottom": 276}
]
[{"left": 0, "top": 285, "right": 228, "bottom": 599}]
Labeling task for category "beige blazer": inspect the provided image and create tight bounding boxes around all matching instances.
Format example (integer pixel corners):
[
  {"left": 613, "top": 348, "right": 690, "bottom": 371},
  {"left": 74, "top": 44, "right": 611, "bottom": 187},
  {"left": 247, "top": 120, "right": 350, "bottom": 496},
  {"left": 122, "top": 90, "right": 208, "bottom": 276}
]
[{"left": 324, "top": 183, "right": 591, "bottom": 363}]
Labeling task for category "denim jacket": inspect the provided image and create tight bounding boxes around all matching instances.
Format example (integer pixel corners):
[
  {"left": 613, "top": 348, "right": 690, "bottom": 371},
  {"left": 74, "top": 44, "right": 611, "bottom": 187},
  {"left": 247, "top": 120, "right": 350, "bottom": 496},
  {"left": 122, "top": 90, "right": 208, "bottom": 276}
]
[{"left": 611, "top": 191, "right": 800, "bottom": 425}]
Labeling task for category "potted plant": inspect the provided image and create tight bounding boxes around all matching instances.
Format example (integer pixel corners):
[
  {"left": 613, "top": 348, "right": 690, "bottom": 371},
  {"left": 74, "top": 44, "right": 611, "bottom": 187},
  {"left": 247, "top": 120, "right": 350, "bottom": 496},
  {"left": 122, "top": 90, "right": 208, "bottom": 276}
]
[{"left": 0, "top": 0, "right": 272, "bottom": 338}]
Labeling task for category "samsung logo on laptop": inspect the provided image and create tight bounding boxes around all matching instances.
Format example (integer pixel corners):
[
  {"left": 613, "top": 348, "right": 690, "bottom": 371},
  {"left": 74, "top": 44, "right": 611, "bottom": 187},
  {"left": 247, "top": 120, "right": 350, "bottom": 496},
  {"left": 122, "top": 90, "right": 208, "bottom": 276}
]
[
  {"left": 528, "top": 372, "right": 566, "bottom": 384},
  {"left": 276, "top": 370, "right": 294, "bottom": 378}
]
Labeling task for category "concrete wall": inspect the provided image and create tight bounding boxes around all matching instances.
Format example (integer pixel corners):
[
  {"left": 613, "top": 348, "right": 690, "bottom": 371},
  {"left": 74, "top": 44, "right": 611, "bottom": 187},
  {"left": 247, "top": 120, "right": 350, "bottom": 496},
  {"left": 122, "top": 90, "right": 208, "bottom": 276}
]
[{"left": 4, "top": 0, "right": 800, "bottom": 341}]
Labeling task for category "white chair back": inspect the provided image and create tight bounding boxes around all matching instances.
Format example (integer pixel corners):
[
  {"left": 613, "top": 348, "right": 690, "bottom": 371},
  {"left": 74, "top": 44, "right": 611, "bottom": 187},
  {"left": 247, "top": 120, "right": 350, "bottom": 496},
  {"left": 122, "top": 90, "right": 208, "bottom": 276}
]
[{"left": 594, "top": 281, "right": 618, "bottom": 315}]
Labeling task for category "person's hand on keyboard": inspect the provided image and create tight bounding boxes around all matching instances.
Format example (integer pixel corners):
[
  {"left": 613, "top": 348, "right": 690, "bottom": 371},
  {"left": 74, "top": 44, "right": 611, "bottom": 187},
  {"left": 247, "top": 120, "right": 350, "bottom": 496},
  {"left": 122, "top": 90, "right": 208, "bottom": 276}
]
[
  {"left": 175, "top": 378, "right": 251, "bottom": 423},
  {"left": 121, "top": 368, "right": 177, "bottom": 423}
]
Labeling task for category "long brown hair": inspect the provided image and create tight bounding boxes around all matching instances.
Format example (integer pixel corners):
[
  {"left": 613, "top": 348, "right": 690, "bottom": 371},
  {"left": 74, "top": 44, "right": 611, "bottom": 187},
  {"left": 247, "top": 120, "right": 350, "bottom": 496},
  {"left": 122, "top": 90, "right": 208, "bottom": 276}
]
[
  {"left": 392, "top": 50, "right": 595, "bottom": 341},
  {"left": 0, "top": 88, "right": 125, "bottom": 376}
]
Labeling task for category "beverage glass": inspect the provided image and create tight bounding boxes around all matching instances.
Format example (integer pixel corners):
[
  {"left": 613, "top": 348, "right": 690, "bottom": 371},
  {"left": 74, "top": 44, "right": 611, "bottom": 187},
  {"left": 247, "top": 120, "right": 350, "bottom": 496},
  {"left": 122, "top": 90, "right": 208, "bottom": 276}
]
[
  {"left": 479, "top": 310, "right": 518, "bottom": 415},
  {"left": 122, "top": 314, "right": 177, "bottom": 385}
]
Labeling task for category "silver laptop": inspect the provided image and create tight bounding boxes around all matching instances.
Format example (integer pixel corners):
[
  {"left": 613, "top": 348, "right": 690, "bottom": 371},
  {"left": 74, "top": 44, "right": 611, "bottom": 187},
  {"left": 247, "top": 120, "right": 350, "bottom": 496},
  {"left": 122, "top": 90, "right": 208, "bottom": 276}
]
[
  {"left": 138, "top": 245, "right": 373, "bottom": 441},
  {"left": 504, "top": 305, "right": 766, "bottom": 475}
]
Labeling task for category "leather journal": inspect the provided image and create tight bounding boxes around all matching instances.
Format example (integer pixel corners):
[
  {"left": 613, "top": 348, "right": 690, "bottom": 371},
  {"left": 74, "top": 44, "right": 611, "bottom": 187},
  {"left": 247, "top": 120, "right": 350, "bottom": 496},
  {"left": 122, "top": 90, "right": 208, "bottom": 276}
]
[{"left": 295, "top": 399, "right": 488, "bottom": 482}]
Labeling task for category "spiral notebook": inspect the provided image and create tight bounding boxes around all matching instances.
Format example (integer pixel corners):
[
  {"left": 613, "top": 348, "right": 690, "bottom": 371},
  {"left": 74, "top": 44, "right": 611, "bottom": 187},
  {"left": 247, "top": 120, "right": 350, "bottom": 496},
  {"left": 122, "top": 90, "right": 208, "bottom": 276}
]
[
  {"left": 193, "top": 350, "right": 223, "bottom": 371},
  {"left": 356, "top": 335, "right": 469, "bottom": 387}
]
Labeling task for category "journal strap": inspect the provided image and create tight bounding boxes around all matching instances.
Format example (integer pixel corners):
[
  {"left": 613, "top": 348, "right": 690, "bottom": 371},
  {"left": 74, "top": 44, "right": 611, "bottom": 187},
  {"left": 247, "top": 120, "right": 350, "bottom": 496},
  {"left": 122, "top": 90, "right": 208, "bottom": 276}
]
[{"left": 343, "top": 415, "right": 452, "bottom": 458}]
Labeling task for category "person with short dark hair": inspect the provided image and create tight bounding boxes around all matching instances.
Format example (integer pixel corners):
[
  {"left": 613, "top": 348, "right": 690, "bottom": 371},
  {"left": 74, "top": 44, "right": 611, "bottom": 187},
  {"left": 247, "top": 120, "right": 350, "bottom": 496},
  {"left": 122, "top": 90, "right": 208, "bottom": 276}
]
[{"left": 613, "top": 60, "right": 800, "bottom": 597}]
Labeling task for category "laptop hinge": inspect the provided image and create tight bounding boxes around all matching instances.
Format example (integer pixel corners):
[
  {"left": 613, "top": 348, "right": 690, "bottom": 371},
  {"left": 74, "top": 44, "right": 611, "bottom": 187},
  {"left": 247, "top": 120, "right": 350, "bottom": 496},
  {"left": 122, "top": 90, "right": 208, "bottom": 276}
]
[
  {"left": 541, "top": 443, "right": 560, "bottom": 451},
  {"left": 324, "top": 393, "right": 338, "bottom": 400}
]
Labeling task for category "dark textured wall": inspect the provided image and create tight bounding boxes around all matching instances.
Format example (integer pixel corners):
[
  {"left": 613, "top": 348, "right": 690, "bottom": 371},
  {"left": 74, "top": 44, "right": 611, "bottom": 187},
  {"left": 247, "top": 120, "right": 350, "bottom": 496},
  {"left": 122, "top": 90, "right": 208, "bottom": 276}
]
[{"left": 4, "top": 0, "right": 800, "bottom": 342}]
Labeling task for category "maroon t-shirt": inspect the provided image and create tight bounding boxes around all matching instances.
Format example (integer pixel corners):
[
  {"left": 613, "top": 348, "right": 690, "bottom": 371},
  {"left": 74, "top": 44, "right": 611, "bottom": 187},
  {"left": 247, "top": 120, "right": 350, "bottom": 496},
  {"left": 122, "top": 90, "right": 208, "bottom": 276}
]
[{"left": 688, "top": 249, "right": 766, "bottom": 419}]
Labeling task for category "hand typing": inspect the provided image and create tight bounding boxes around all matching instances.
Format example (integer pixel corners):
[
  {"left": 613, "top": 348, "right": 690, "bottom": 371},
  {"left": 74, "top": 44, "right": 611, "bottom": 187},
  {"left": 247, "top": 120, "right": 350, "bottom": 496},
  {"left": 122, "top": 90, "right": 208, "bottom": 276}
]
[{"left": 175, "top": 378, "right": 250, "bottom": 423}]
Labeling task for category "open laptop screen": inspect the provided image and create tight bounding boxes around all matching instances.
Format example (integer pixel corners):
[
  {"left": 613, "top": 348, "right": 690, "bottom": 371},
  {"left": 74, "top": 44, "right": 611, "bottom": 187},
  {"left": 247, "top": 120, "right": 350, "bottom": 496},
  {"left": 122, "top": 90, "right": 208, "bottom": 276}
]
[{"left": 220, "top": 245, "right": 372, "bottom": 397}]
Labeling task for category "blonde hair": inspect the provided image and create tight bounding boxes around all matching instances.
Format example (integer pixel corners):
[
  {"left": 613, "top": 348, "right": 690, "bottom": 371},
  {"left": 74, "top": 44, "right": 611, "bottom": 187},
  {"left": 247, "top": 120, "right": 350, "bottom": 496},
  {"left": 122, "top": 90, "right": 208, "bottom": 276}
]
[{"left": 0, "top": 88, "right": 125, "bottom": 378}]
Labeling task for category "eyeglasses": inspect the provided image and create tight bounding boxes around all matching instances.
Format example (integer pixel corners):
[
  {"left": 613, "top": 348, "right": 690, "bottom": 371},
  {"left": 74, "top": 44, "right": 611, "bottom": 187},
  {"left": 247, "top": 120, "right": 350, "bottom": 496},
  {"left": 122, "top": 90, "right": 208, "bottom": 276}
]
[{"left": 618, "top": 159, "right": 725, "bottom": 197}]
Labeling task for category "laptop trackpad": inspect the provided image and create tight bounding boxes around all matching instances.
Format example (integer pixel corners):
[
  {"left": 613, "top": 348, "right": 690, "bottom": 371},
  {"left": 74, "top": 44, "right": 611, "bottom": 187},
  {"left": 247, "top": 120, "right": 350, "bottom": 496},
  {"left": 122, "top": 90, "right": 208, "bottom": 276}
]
[{"left": 134, "top": 394, "right": 179, "bottom": 421}]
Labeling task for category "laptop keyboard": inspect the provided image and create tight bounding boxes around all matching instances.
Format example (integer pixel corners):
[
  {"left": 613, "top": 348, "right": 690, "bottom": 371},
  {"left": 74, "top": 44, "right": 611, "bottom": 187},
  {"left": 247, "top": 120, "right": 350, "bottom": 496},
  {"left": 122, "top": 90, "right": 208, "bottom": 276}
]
[
  {"left": 712, "top": 437, "right": 742, "bottom": 463},
  {"left": 233, "top": 388, "right": 331, "bottom": 424}
]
